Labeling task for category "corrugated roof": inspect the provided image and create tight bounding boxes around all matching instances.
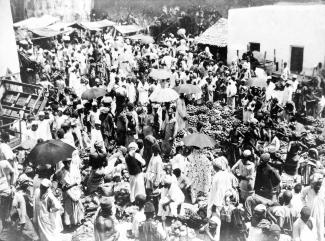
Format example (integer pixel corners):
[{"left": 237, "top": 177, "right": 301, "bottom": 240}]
[{"left": 195, "top": 18, "right": 228, "bottom": 47}]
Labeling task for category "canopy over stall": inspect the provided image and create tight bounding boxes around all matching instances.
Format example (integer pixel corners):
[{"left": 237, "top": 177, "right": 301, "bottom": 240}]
[
  {"left": 46, "top": 22, "right": 76, "bottom": 31},
  {"left": 127, "top": 34, "right": 154, "bottom": 44},
  {"left": 13, "top": 15, "right": 59, "bottom": 30},
  {"left": 74, "top": 19, "right": 116, "bottom": 31},
  {"left": 29, "top": 27, "right": 73, "bottom": 39},
  {"left": 195, "top": 18, "right": 228, "bottom": 47},
  {"left": 114, "top": 25, "right": 145, "bottom": 36}
]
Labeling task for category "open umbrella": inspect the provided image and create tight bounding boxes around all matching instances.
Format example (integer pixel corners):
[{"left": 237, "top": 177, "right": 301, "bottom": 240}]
[
  {"left": 27, "top": 139, "right": 75, "bottom": 166},
  {"left": 81, "top": 87, "right": 106, "bottom": 100},
  {"left": 174, "top": 84, "right": 202, "bottom": 95},
  {"left": 182, "top": 133, "right": 217, "bottom": 149},
  {"left": 129, "top": 34, "right": 154, "bottom": 44},
  {"left": 149, "top": 87, "right": 179, "bottom": 103},
  {"left": 149, "top": 69, "right": 172, "bottom": 80},
  {"left": 246, "top": 77, "right": 267, "bottom": 88},
  {"left": 177, "top": 28, "right": 186, "bottom": 37}
]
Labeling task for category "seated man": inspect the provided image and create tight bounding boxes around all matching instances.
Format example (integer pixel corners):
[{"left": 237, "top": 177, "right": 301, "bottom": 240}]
[{"left": 158, "top": 176, "right": 185, "bottom": 218}]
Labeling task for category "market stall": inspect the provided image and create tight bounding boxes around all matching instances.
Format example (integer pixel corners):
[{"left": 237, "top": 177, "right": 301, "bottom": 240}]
[
  {"left": 195, "top": 18, "right": 228, "bottom": 61},
  {"left": 13, "top": 15, "right": 59, "bottom": 30},
  {"left": 113, "top": 24, "right": 146, "bottom": 37}
]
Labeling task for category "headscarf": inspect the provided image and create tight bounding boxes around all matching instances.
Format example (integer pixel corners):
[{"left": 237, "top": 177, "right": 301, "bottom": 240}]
[{"left": 310, "top": 173, "right": 323, "bottom": 184}]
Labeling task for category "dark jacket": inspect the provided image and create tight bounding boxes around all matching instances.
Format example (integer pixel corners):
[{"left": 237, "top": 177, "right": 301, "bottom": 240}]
[{"left": 125, "top": 154, "right": 142, "bottom": 176}]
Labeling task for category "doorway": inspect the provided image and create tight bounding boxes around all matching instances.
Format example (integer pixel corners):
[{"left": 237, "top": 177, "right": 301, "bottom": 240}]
[
  {"left": 249, "top": 42, "right": 260, "bottom": 52},
  {"left": 290, "top": 46, "right": 304, "bottom": 73}
]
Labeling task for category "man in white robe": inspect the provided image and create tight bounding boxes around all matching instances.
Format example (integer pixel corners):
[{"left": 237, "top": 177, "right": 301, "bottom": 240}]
[
  {"left": 176, "top": 94, "right": 187, "bottom": 131},
  {"left": 293, "top": 206, "right": 317, "bottom": 241},
  {"left": 126, "top": 80, "right": 137, "bottom": 104},
  {"left": 301, "top": 173, "right": 325, "bottom": 241},
  {"left": 37, "top": 111, "right": 53, "bottom": 141},
  {"left": 33, "top": 179, "right": 63, "bottom": 241},
  {"left": 158, "top": 175, "right": 185, "bottom": 217},
  {"left": 90, "top": 120, "right": 105, "bottom": 152},
  {"left": 208, "top": 158, "right": 238, "bottom": 218}
]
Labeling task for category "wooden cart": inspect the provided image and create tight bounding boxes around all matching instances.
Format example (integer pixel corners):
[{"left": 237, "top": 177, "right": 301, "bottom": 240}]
[{"left": 0, "top": 77, "right": 48, "bottom": 148}]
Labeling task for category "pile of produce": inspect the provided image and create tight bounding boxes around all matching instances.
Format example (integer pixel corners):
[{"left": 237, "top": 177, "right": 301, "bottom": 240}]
[
  {"left": 186, "top": 101, "right": 241, "bottom": 144},
  {"left": 168, "top": 220, "right": 197, "bottom": 241},
  {"left": 72, "top": 220, "right": 94, "bottom": 241},
  {"left": 313, "top": 118, "right": 325, "bottom": 129},
  {"left": 82, "top": 195, "right": 100, "bottom": 219}
]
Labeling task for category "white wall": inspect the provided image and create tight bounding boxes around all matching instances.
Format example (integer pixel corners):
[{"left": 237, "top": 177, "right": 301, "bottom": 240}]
[
  {"left": 25, "top": 0, "right": 93, "bottom": 22},
  {"left": 228, "top": 4, "right": 325, "bottom": 75},
  {"left": 0, "top": 0, "right": 20, "bottom": 79}
]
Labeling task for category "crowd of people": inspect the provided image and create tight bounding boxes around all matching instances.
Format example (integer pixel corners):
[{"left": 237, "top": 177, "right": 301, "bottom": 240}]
[{"left": 1, "top": 25, "right": 325, "bottom": 241}]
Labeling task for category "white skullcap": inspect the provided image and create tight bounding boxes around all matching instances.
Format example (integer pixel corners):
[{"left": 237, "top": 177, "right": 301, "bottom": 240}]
[
  {"left": 31, "top": 121, "right": 38, "bottom": 126},
  {"left": 254, "top": 204, "right": 266, "bottom": 213},
  {"left": 212, "top": 157, "right": 224, "bottom": 170},
  {"left": 41, "top": 178, "right": 51, "bottom": 188},
  {"left": 128, "top": 142, "right": 138, "bottom": 150},
  {"left": 209, "top": 215, "right": 220, "bottom": 224},
  {"left": 286, "top": 80, "right": 293, "bottom": 85},
  {"left": 163, "top": 175, "right": 173, "bottom": 185},
  {"left": 243, "top": 150, "right": 252, "bottom": 157},
  {"left": 102, "top": 96, "right": 113, "bottom": 104},
  {"left": 311, "top": 173, "right": 323, "bottom": 184}
]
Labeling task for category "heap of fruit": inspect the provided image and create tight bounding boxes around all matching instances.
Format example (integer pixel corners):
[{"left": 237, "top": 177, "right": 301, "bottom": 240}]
[
  {"left": 186, "top": 101, "right": 242, "bottom": 144},
  {"left": 168, "top": 220, "right": 196, "bottom": 241},
  {"left": 178, "top": 208, "right": 206, "bottom": 230},
  {"left": 313, "top": 118, "right": 325, "bottom": 128}
]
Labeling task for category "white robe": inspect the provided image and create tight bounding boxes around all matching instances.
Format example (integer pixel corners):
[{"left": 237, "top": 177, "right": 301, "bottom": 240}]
[
  {"left": 176, "top": 98, "right": 187, "bottom": 131},
  {"left": 301, "top": 185, "right": 325, "bottom": 241},
  {"left": 138, "top": 82, "right": 149, "bottom": 105},
  {"left": 158, "top": 182, "right": 185, "bottom": 217},
  {"left": 293, "top": 218, "right": 317, "bottom": 241},
  {"left": 90, "top": 128, "right": 105, "bottom": 152},
  {"left": 126, "top": 83, "right": 137, "bottom": 104},
  {"left": 37, "top": 119, "right": 52, "bottom": 141},
  {"left": 33, "top": 189, "right": 63, "bottom": 241},
  {"left": 207, "top": 171, "right": 237, "bottom": 217}
]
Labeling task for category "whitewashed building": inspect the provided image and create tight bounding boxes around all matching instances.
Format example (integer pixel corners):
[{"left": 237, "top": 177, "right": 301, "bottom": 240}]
[
  {"left": 227, "top": 3, "right": 325, "bottom": 75},
  {"left": 0, "top": 0, "right": 20, "bottom": 79}
]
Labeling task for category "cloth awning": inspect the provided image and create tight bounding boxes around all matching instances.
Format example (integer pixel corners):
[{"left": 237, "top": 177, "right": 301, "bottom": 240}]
[
  {"left": 29, "top": 27, "right": 73, "bottom": 38},
  {"left": 78, "top": 19, "right": 116, "bottom": 31},
  {"left": 195, "top": 18, "right": 228, "bottom": 47},
  {"left": 13, "top": 15, "right": 59, "bottom": 30},
  {"left": 15, "top": 28, "right": 32, "bottom": 42},
  {"left": 114, "top": 25, "right": 145, "bottom": 35},
  {"left": 46, "top": 22, "right": 76, "bottom": 31},
  {"left": 127, "top": 34, "right": 154, "bottom": 44}
]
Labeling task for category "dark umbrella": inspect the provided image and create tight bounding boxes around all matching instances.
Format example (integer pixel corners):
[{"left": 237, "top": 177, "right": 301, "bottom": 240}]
[
  {"left": 27, "top": 140, "right": 75, "bottom": 166},
  {"left": 182, "top": 133, "right": 217, "bottom": 149},
  {"left": 81, "top": 87, "right": 106, "bottom": 100}
]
